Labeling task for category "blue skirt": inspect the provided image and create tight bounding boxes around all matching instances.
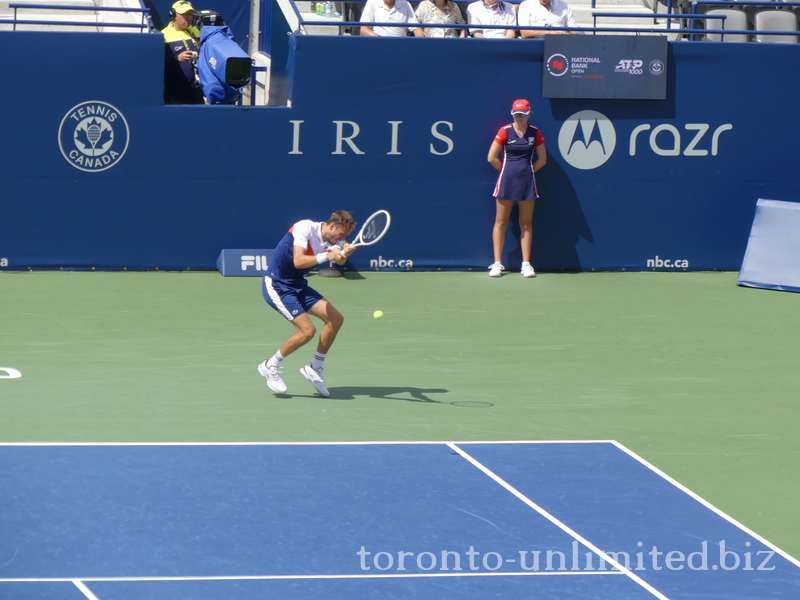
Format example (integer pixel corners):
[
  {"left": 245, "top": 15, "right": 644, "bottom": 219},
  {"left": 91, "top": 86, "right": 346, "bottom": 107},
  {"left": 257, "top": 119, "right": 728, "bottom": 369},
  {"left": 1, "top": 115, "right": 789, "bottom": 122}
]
[{"left": 494, "top": 165, "right": 539, "bottom": 202}]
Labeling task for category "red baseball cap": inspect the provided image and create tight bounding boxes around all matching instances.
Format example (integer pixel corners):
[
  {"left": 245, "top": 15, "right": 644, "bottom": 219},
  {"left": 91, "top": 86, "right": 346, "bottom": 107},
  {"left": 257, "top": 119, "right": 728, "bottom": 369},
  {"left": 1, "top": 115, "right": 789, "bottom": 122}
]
[{"left": 511, "top": 99, "right": 531, "bottom": 115}]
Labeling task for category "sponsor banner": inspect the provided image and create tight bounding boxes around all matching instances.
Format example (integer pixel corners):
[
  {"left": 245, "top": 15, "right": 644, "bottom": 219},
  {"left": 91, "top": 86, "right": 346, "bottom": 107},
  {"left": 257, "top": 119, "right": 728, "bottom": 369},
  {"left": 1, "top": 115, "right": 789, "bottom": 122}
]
[
  {"left": 217, "top": 250, "right": 274, "bottom": 276},
  {"left": 543, "top": 35, "right": 667, "bottom": 99},
  {"left": 557, "top": 109, "right": 733, "bottom": 171}
]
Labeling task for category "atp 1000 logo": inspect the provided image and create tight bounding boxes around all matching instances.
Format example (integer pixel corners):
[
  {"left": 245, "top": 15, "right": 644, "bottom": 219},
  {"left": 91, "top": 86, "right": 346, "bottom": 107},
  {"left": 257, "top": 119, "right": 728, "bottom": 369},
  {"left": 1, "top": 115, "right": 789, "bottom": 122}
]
[{"left": 58, "top": 101, "right": 129, "bottom": 172}]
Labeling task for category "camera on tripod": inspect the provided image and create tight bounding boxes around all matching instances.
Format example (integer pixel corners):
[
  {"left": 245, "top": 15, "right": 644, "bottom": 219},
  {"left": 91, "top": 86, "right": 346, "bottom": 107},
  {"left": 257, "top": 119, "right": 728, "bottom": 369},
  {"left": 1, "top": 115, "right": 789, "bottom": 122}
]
[{"left": 193, "top": 9, "right": 225, "bottom": 28}]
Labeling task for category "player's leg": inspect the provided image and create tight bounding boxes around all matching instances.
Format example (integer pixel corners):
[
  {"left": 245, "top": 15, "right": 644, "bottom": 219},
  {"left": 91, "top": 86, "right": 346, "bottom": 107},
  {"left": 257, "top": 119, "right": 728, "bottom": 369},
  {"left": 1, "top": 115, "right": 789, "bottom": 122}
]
[
  {"left": 306, "top": 299, "right": 344, "bottom": 354},
  {"left": 493, "top": 199, "right": 514, "bottom": 262},
  {"left": 298, "top": 298, "right": 343, "bottom": 397},
  {"left": 259, "top": 278, "right": 317, "bottom": 393},
  {"left": 491, "top": 199, "right": 514, "bottom": 276},
  {"left": 278, "top": 314, "right": 317, "bottom": 357},
  {"left": 518, "top": 199, "right": 536, "bottom": 277}
]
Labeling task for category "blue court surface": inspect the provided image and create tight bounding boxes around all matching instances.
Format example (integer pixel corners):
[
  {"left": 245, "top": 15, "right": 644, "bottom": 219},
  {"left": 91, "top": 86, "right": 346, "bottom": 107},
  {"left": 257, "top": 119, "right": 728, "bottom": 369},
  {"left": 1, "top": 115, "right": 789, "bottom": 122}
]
[{"left": 1, "top": 441, "right": 798, "bottom": 600}]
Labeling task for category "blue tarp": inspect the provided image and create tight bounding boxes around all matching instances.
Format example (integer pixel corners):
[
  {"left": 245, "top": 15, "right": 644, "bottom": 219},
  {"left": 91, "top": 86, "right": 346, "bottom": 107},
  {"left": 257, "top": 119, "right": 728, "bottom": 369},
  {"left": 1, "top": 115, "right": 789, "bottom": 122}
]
[
  {"left": 198, "top": 25, "right": 250, "bottom": 104},
  {"left": 738, "top": 199, "right": 800, "bottom": 293}
]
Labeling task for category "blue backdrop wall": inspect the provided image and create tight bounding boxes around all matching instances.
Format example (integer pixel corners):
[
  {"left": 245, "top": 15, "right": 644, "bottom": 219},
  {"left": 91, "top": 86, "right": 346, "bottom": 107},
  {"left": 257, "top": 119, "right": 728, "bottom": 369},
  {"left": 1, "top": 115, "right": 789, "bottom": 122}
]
[{"left": 0, "top": 31, "right": 798, "bottom": 272}]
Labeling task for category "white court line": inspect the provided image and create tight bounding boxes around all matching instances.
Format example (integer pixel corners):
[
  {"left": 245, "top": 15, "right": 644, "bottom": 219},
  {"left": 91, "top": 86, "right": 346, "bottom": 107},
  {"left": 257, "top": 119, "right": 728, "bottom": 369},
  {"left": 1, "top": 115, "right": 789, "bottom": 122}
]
[
  {"left": 611, "top": 440, "right": 800, "bottom": 570},
  {"left": 2, "top": 439, "right": 796, "bottom": 591},
  {"left": 448, "top": 443, "right": 672, "bottom": 600},
  {"left": 0, "top": 440, "right": 615, "bottom": 447},
  {"left": 73, "top": 580, "right": 101, "bottom": 599},
  {"left": 3, "top": 571, "right": 624, "bottom": 584}
]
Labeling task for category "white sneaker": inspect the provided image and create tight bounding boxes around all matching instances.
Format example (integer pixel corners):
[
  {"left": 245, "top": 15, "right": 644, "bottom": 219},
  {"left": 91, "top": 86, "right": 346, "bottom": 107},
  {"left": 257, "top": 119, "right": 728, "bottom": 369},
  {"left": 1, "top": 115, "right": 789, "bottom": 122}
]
[
  {"left": 300, "top": 364, "right": 330, "bottom": 397},
  {"left": 521, "top": 262, "right": 536, "bottom": 278},
  {"left": 258, "top": 361, "right": 287, "bottom": 393},
  {"left": 489, "top": 262, "right": 504, "bottom": 277}
]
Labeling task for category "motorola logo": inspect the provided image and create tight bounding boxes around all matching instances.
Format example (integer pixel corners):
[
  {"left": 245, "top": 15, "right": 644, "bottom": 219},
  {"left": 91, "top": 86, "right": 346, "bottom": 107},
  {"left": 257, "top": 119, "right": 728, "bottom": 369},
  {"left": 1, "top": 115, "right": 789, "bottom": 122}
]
[{"left": 558, "top": 110, "right": 616, "bottom": 170}]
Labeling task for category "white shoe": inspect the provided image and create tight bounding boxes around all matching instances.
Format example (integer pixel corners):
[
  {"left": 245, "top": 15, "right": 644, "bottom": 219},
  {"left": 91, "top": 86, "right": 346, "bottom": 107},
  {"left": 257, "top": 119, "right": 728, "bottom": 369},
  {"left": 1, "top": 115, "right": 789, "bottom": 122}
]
[
  {"left": 300, "top": 364, "right": 330, "bottom": 397},
  {"left": 489, "top": 262, "right": 504, "bottom": 277},
  {"left": 521, "top": 262, "right": 536, "bottom": 278},
  {"left": 258, "top": 361, "right": 287, "bottom": 393}
]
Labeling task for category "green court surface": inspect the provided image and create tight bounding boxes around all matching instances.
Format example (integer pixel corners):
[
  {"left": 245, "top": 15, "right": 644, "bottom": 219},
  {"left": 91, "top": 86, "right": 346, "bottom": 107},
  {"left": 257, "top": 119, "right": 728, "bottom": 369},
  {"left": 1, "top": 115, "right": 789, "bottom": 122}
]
[{"left": 1, "top": 270, "right": 799, "bottom": 559}]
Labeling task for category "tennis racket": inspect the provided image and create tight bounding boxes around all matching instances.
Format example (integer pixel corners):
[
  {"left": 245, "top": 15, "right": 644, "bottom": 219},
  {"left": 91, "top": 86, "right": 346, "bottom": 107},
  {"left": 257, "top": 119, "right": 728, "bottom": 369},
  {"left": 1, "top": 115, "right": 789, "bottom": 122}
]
[{"left": 350, "top": 210, "right": 391, "bottom": 247}]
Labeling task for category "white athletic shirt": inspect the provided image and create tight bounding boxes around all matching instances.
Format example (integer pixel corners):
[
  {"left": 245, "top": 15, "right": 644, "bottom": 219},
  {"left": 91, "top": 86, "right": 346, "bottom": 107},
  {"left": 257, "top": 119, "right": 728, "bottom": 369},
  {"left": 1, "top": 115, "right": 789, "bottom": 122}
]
[
  {"left": 361, "top": 0, "right": 419, "bottom": 36},
  {"left": 268, "top": 220, "right": 341, "bottom": 285},
  {"left": 517, "top": 0, "right": 577, "bottom": 31}
]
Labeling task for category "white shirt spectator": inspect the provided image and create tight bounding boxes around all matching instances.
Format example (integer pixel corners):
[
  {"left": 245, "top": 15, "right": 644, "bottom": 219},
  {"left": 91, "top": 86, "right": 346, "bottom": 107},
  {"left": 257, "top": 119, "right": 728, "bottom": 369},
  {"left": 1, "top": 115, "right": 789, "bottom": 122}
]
[
  {"left": 360, "top": 0, "right": 419, "bottom": 36},
  {"left": 467, "top": 0, "right": 517, "bottom": 38},
  {"left": 517, "top": 0, "right": 577, "bottom": 36}
]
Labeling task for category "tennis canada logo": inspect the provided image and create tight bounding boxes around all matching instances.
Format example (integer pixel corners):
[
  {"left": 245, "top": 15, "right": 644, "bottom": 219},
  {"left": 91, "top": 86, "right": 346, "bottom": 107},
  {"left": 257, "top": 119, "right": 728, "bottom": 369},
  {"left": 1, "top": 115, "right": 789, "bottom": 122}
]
[
  {"left": 58, "top": 101, "right": 130, "bottom": 172},
  {"left": 546, "top": 53, "right": 569, "bottom": 77},
  {"left": 558, "top": 110, "right": 616, "bottom": 170}
]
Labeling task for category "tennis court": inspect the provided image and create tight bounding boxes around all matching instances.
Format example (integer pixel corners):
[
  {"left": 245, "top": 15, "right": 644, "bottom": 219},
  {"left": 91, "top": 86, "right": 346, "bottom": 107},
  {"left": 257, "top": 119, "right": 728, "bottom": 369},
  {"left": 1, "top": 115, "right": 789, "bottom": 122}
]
[{"left": 2, "top": 270, "right": 799, "bottom": 599}]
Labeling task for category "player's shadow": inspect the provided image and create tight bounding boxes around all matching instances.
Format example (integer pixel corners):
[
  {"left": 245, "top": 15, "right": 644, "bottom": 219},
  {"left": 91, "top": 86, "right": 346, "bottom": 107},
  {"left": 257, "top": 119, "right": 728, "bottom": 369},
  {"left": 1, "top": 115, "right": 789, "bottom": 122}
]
[
  {"left": 277, "top": 387, "right": 494, "bottom": 407},
  {"left": 506, "top": 156, "right": 592, "bottom": 272},
  {"left": 328, "top": 386, "right": 449, "bottom": 403}
]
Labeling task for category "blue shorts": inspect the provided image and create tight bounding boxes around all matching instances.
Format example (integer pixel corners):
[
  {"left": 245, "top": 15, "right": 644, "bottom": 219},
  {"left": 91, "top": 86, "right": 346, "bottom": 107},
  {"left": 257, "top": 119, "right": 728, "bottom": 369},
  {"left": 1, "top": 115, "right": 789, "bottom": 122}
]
[{"left": 262, "top": 276, "right": 323, "bottom": 321}]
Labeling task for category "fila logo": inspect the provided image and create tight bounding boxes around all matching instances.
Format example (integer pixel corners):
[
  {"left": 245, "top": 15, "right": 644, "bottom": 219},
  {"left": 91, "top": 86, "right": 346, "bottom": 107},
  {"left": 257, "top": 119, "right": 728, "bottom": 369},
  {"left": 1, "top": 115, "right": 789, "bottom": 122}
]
[
  {"left": 241, "top": 255, "right": 269, "bottom": 271},
  {"left": 558, "top": 110, "right": 616, "bottom": 170}
]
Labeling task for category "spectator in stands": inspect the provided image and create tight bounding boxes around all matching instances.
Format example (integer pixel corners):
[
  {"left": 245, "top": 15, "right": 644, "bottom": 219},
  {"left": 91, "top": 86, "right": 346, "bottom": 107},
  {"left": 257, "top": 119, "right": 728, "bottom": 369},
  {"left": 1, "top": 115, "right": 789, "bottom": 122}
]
[
  {"left": 162, "top": 0, "right": 205, "bottom": 104},
  {"left": 487, "top": 99, "right": 547, "bottom": 278},
  {"left": 360, "top": 0, "right": 420, "bottom": 36},
  {"left": 415, "top": 0, "right": 466, "bottom": 37},
  {"left": 517, "top": 0, "right": 577, "bottom": 37},
  {"left": 467, "top": 0, "right": 517, "bottom": 38}
]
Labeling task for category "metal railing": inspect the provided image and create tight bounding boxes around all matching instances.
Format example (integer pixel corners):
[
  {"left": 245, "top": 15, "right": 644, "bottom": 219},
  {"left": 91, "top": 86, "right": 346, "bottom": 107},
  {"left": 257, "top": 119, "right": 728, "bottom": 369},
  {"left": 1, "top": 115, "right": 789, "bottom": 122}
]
[
  {"left": 5, "top": 4, "right": 154, "bottom": 31},
  {"left": 690, "top": 0, "right": 800, "bottom": 41},
  {"left": 293, "top": 0, "right": 799, "bottom": 39}
]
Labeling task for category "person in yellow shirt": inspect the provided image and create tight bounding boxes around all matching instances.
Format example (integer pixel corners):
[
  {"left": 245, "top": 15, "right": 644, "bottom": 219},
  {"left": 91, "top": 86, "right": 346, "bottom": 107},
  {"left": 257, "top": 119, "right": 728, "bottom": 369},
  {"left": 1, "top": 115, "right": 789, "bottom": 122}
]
[{"left": 161, "top": 0, "right": 204, "bottom": 104}]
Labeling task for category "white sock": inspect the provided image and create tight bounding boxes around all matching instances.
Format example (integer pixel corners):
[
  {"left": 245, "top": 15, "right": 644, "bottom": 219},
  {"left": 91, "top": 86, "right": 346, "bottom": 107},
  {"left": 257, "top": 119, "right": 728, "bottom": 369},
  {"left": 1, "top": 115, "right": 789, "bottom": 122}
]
[
  {"left": 311, "top": 352, "right": 326, "bottom": 371},
  {"left": 267, "top": 351, "right": 284, "bottom": 369}
]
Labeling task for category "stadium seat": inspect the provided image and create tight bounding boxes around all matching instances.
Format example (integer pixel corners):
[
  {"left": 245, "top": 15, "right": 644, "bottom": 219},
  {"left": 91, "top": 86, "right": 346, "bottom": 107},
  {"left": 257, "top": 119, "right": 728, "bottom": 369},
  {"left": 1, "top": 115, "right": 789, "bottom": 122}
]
[
  {"left": 754, "top": 8, "right": 798, "bottom": 43},
  {"left": 704, "top": 8, "right": 749, "bottom": 42}
]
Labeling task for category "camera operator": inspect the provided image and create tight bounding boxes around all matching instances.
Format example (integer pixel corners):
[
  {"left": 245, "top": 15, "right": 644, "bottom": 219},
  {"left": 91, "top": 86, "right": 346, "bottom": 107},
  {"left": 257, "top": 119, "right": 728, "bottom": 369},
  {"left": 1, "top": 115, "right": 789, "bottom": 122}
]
[{"left": 162, "top": 0, "right": 205, "bottom": 104}]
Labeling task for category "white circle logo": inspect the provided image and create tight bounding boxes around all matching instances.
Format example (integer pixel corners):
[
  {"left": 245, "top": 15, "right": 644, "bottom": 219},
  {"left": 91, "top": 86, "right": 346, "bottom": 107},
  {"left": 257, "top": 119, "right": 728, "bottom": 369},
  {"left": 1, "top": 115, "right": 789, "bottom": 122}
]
[
  {"left": 59, "top": 101, "right": 129, "bottom": 172},
  {"left": 546, "top": 53, "right": 569, "bottom": 77},
  {"left": 558, "top": 110, "right": 616, "bottom": 170},
  {"left": 649, "top": 59, "right": 665, "bottom": 76}
]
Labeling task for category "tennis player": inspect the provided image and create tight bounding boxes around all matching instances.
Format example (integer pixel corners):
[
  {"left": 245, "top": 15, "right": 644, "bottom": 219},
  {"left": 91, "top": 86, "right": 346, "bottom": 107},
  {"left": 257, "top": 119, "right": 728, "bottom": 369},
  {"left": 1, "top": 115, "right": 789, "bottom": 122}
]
[
  {"left": 487, "top": 99, "right": 547, "bottom": 278},
  {"left": 258, "top": 211, "right": 357, "bottom": 397}
]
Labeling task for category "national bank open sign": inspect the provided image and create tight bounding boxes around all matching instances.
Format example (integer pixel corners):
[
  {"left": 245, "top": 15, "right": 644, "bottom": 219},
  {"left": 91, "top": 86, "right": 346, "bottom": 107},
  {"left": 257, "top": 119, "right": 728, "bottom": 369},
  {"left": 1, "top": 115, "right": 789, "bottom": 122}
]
[{"left": 543, "top": 35, "right": 667, "bottom": 100}]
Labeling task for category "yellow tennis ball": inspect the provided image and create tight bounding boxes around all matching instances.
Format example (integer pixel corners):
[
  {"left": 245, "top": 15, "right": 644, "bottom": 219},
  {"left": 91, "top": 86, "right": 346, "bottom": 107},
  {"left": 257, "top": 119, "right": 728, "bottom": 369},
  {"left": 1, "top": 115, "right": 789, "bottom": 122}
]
[{"left": 373, "top": 310, "right": 384, "bottom": 320}]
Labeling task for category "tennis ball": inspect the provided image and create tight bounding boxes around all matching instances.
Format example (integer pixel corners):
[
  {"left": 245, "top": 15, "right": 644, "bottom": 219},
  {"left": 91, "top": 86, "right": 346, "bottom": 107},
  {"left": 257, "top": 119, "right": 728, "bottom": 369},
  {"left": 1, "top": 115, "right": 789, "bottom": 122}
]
[{"left": 373, "top": 310, "right": 384, "bottom": 320}]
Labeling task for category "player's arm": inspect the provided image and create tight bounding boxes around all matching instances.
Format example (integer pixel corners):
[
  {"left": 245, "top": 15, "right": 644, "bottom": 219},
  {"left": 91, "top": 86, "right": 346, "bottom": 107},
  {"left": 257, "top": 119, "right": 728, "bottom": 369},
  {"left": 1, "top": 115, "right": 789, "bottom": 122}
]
[
  {"left": 488, "top": 140, "right": 504, "bottom": 171},
  {"left": 293, "top": 244, "right": 343, "bottom": 269},
  {"left": 340, "top": 242, "right": 357, "bottom": 259},
  {"left": 533, "top": 142, "right": 547, "bottom": 172}
]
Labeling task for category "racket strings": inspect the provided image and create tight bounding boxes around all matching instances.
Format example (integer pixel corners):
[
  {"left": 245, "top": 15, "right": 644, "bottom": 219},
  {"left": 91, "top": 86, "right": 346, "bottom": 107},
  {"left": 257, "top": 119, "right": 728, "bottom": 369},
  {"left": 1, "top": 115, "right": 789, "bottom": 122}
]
[{"left": 353, "top": 210, "right": 391, "bottom": 246}]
